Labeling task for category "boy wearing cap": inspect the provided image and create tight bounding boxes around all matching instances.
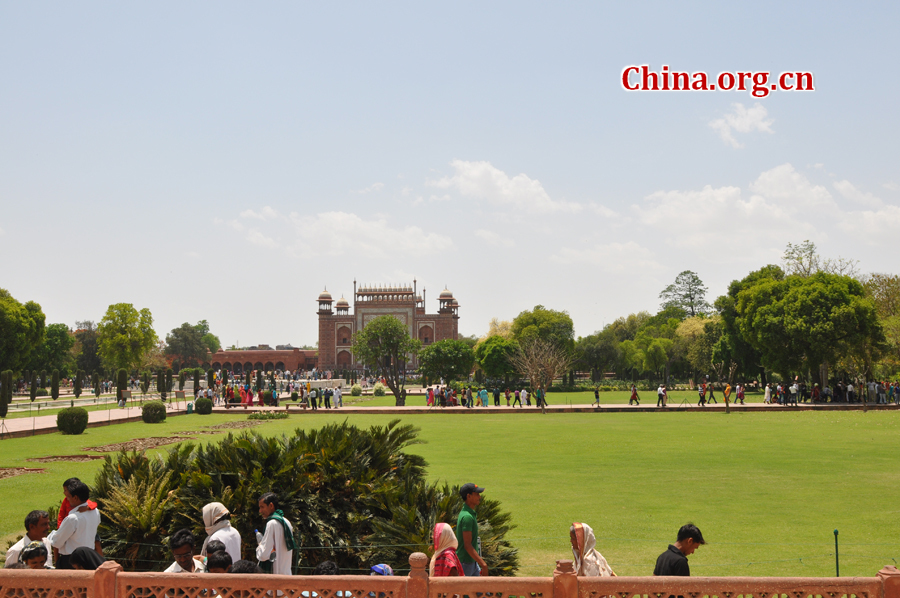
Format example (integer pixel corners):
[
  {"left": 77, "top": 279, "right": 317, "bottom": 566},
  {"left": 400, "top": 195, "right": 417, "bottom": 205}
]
[
  {"left": 653, "top": 523, "right": 705, "bottom": 576},
  {"left": 456, "top": 483, "right": 488, "bottom": 577}
]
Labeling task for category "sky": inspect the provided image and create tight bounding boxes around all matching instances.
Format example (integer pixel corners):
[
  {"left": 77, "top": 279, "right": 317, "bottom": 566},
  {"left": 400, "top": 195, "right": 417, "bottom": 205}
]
[{"left": 2, "top": 2, "right": 898, "bottom": 348}]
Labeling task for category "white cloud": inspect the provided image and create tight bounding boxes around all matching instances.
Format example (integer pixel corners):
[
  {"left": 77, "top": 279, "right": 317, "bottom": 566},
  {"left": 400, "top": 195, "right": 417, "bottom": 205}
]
[
  {"left": 882, "top": 181, "right": 900, "bottom": 192},
  {"left": 228, "top": 219, "right": 244, "bottom": 231},
  {"left": 240, "top": 206, "right": 279, "bottom": 220},
  {"left": 550, "top": 241, "right": 661, "bottom": 273},
  {"left": 709, "top": 102, "right": 774, "bottom": 148},
  {"left": 748, "top": 163, "right": 836, "bottom": 211},
  {"left": 833, "top": 180, "right": 883, "bottom": 208},
  {"left": 245, "top": 228, "right": 277, "bottom": 248},
  {"left": 474, "top": 229, "right": 514, "bottom": 248},
  {"left": 357, "top": 182, "right": 385, "bottom": 194},
  {"left": 285, "top": 211, "right": 452, "bottom": 259},
  {"left": 429, "top": 159, "right": 582, "bottom": 213}
]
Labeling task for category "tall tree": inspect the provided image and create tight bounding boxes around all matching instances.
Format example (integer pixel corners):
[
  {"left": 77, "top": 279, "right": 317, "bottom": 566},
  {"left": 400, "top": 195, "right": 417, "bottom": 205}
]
[
  {"left": 74, "top": 321, "right": 102, "bottom": 376},
  {"left": 97, "top": 304, "right": 157, "bottom": 372},
  {"left": 510, "top": 305, "right": 575, "bottom": 351},
  {"left": 474, "top": 335, "right": 520, "bottom": 382},
  {"left": 782, "top": 240, "right": 860, "bottom": 279},
  {"left": 736, "top": 272, "right": 885, "bottom": 384},
  {"left": 0, "top": 288, "right": 46, "bottom": 372},
  {"left": 29, "top": 323, "right": 75, "bottom": 373},
  {"left": 658, "top": 270, "right": 711, "bottom": 317},
  {"left": 510, "top": 338, "right": 572, "bottom": 394},
  {"left": 352, "top": 315, "right": 421, "bottom": 406},
  {"left": 418, "top": 339, "right": 475, "bottom": 384},
  {"left": 164, "top": 323, "right": 207, "bottom": 367}
]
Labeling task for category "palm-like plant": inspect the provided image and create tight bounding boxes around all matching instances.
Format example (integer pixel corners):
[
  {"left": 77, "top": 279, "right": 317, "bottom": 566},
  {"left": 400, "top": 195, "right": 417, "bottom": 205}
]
[{"left": 100, "top": 470, "right": 174, "bottom": 570}]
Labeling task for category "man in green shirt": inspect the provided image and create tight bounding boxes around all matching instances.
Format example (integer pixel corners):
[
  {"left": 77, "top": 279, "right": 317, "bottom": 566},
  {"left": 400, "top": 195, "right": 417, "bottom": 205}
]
[{"left": 456, "top": 483, "right": 488, "bottom": 576}]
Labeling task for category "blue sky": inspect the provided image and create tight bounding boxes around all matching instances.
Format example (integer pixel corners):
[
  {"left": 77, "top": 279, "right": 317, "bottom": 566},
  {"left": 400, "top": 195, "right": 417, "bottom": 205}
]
[{"left": 2, "top": 2, "right": 898, "bottom": 347}]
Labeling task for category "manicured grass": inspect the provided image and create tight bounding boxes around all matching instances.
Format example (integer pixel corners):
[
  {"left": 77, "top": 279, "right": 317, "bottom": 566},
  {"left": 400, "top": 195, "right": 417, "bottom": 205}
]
[{"left": 2, "top": 409, "right": 899, "bottom": 578}]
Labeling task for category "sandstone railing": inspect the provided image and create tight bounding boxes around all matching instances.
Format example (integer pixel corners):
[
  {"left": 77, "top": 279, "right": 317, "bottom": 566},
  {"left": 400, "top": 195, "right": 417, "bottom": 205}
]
[{"left": 2, "top": 553, "right": 900, "bottom": 598}]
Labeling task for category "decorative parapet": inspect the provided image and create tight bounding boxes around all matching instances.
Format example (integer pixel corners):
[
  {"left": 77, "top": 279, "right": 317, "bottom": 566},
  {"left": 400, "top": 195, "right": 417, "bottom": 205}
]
[{"left": 0, "top": 555, "right": 893, "bottom": 598}]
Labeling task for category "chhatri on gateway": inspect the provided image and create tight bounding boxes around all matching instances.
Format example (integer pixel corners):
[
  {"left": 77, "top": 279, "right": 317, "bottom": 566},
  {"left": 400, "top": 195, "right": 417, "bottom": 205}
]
[{"left": 317, "top": 280, "right": 460, "bottom": 371}]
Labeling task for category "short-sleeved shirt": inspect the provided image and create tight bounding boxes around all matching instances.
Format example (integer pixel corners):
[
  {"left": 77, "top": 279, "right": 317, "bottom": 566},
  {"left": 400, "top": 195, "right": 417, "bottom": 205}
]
[
  {"left": 654, "top": 544, "right": 690, "bottom": 576},
  {"left": 455, "top": 505, "right": 479, "bottom": 564}
]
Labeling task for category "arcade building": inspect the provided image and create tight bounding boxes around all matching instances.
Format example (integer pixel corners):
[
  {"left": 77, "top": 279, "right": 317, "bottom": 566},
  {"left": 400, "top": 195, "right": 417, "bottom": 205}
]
[{"left": 317, "top": 280, "right": 459, "bottom": 370}]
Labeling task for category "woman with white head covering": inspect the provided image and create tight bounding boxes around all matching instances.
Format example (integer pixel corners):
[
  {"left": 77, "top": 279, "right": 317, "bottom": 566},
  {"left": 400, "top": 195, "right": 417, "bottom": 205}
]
[
  {"left": 201, "top": 502, "right": 242, "bottom": 563},
  {"left": 570, "top": 522, "right": 615, "bottom": 577},
  {"left": 430, "top": 522, "right": 463, "bottom": 577}
]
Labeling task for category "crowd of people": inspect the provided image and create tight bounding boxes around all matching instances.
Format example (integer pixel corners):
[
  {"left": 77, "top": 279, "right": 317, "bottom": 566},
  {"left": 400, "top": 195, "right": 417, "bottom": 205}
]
[
  {"left": 425, "top": 386, "right": 548, "bottom": 408},
  {"left": 5, "top": 476, "right": 706, "bottom": 579}
]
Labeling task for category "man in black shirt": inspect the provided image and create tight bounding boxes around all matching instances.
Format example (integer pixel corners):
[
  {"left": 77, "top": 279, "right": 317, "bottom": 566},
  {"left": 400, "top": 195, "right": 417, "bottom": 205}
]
[{"left": 653, "top": 523, "right": 705, "bottom": 576}]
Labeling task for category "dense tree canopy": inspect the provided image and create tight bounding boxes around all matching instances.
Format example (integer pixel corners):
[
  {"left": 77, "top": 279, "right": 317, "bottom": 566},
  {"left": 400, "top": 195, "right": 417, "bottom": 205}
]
[
  {"left": 510, "top": 305, "right": 574, "bottom": 351},
  {"left": 474, "top": 335, "right": 519, "bottom": 381},
  {"left": 74, "top": 321, "right": 102, "bottom": 375},
  {"left": 164, "top": 322, "right": 207, "bottom": 367},
  {"left": 352, "top": 315, "right": 420, "bottom": 406},
  {"left": 27, "top": 323, "right": 74, "bottom": 374},
  {"left": 735, "top": 272, "right": 884, "bottom": 384},
  {"left": 97, "top": 303, "right": 157, "bottom": 372},
  {"left": 0, "top": 288, "right": 45, "bottom": 372},
  {"left": 417, "top": 339, "right": 475, "bottom": 383}
]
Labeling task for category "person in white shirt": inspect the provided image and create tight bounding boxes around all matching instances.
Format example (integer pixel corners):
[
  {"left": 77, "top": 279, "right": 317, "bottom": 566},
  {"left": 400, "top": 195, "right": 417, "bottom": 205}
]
[
  {"left": 256, "top": 492, "right": 294, "bottom": 575},
  {"left": 164, "top": 529, "right": 207, "bottom": 573},
  {"left": 50, "top": 480, "right": 100, "bottom": 569},
  {"left": 334, "top": 386, "right": 342, "bottom": 408},
  {"left": 200, "top": 502, "right": 242, "bottom": 564},
  {"left": 5, "top": 510, "right": 53, "bottom": 568},
  {"left": 521, "top": 388, "right": 529, "bottom": 406}
]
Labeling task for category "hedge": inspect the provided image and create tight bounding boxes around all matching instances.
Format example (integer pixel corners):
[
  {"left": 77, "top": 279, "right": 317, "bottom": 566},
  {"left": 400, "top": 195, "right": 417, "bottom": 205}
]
[
  {"left": 373, "top": 383, "right": 386, "bottom": 396},
  {"left": 351, "top": 384, "right": 362, "bottom": 396},
  {"left": 57, "top": 407, "right": 89, "bottom": 435},
  {"left": 194, "top": 397, "right": 213, "bottom": 415},
  {"left": 142, "top": 401, "right": 167, "bottom": 423}
]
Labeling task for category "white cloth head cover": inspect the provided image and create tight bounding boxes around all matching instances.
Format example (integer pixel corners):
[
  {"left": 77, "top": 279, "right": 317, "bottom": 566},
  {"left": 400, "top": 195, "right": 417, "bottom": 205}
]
[
  {"left": 429, "top": 522, "right": 458, "bottom": 577},
  {"left": 200, "top": 502, "right": 231, "bottom": 556},
  {"left": 571, "top": 522, "right": 614, "bottom": 577}
]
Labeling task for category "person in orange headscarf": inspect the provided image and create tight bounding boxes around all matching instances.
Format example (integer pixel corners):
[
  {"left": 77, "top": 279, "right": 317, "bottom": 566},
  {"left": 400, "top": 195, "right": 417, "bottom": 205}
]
[
  {"left": 429, "top": 522, "right": 463, "bottom": 577},
  {"left": 570, "top": 522, "right": 615, "bottom": 577}
]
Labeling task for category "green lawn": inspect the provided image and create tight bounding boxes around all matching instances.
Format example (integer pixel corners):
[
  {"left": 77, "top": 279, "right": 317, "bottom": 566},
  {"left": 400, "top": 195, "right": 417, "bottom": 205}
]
[{"left": 2, "top": 408, "right": 898, "bottom": 578}]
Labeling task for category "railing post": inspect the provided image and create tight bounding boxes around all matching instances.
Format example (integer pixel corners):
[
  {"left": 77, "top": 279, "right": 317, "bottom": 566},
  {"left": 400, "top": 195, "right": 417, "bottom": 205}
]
[
  {"left": 94, "top": 560, "right": 123, "bottom": 598},
  {"left": 408, "top": 552, "right": 429, "bottom": 598},
  {"left": 878, "top": 566, "right": 900, "bottom": 598},
  {"left": 554, "top": 560, "right": 578, "bottom": 598}
]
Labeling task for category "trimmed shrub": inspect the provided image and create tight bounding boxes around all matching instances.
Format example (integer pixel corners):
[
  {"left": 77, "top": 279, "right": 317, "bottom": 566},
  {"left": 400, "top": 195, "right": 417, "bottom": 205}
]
[
  {"left": 262, "top": 390, "right": 274, "bottom": 405},
  {"left": 291, "top": 391, "right": 299, "bottom": 402},
  {"left": 30, "top": 371, "right": 38, "bottom": 401},
  {"left": 373, "top": 382, "right": 386, "bottom": 396},
  {"left": 57, "top": 407, "right": 89, "bottom": 435},
  {"left": 193, "top": 369, "right": 201, "bottom": 395},
  {"left": 141, "top": 401, "right": 167, "bottom": 423},
  {"left": 51, "top": 369, "right": 60, "bottom": 400},
  {"left": 248, "top": 411, "right": 288, "bottom": 420},
  {"left": 194, "top": 397, "right": 213, "bottom": 415},
  {"left": 92, "top": 372, "right": 100, "bottom": 398},
  {"left": 351, "top": 384, "right": 362, "bottom": 396},
  {"left": 73, "top": 369, "right": 84, "bottom": 398},
  {"left": 35, "top": 388, "right": 49, "bottom": 397}
]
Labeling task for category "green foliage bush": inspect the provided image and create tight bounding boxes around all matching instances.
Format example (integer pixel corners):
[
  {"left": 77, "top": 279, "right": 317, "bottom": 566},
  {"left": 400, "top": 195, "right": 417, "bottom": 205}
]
[
  {"left": 194, "top": 397, "right": 213, "bottom": 415},
  {"left": 91, "top": 420, "right": 518, "bottom": 575},
  {"left": 35, "top": 388, "right": 49, "bottom": 397},
  {"left": 290, "top": 391, "right": 299, "bottom": 401},
  {"left": 261, "top": 390, "right": 274, "bottom": 405},
  {"left": 57, "top": 407, "right": 89, "bottom": 435},
  {"left": 351, "top": 384, "right": 362, "bottom": 396},
  {"left": 373, "top": 382, "right": 386, "bottom": 396},
  {"left": 247, "top": 411, "right": 288, "bottom": 420},
  {"left": 141, "top": 401, "right": 167, "bottom": 423}
]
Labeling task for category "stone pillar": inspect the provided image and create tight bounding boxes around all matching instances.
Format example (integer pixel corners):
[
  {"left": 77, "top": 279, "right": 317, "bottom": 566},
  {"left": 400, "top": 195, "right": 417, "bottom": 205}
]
[
  {"left": 878, "top": 566, "right": 900, "bottom": 598},
  {"left": 553, "top": 559, "right": 578, "bottom": 598},
  {"left": 407, "top": 552, "right": 429, "bottom": 598},
  {"left": 94, "top": 560, "right": 123, "bottom": 598}
]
